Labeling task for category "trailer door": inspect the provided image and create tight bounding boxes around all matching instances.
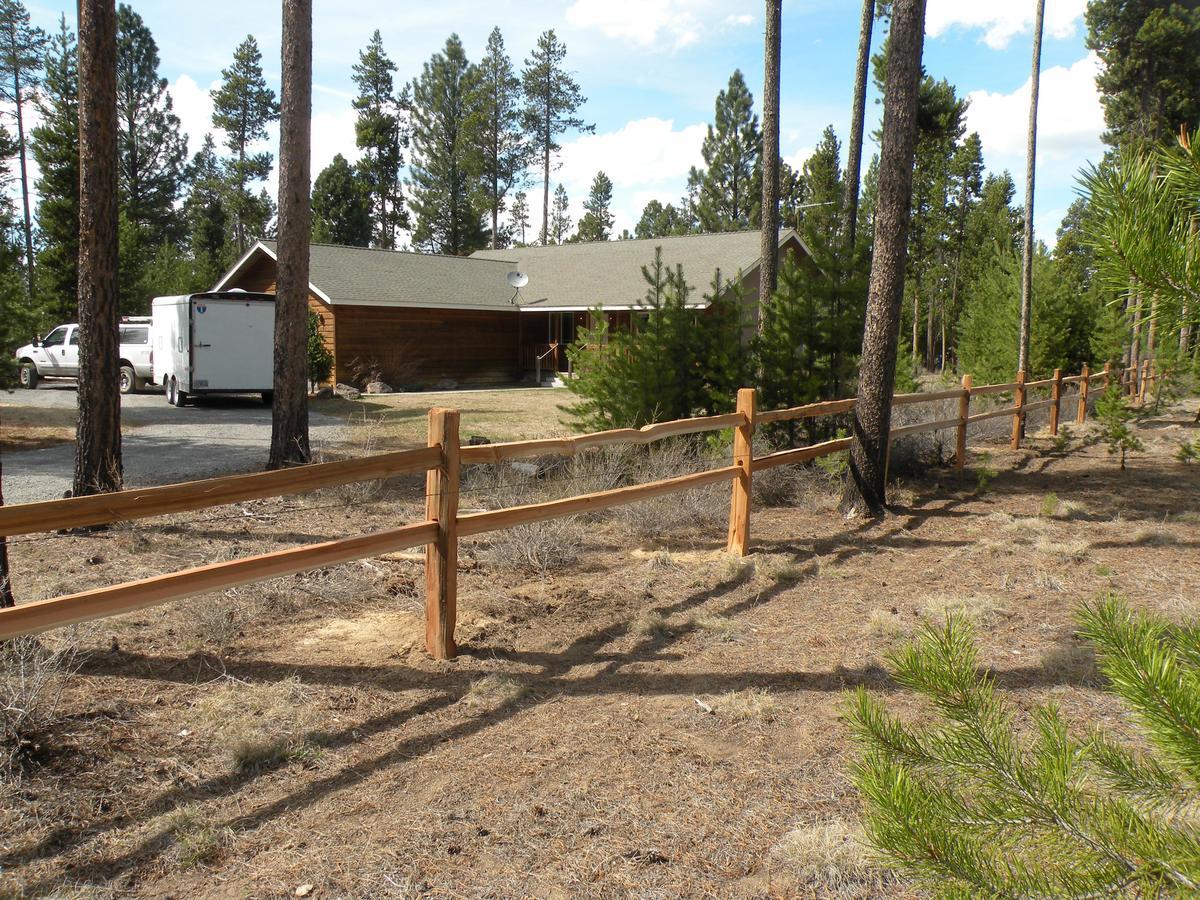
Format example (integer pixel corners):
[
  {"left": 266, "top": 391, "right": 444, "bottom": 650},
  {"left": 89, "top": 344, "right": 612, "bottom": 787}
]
[{"left": 189, "top": 296, "right": 276, "bottom": 391}]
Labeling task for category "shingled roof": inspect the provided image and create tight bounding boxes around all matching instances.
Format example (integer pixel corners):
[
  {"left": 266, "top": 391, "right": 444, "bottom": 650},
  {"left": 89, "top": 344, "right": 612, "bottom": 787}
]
[
  {"left": 214, "top": 229, "right": 807, "bottom": 311},
  {"left": 471, "top": 228, "right": 807, "bottom": 310}
]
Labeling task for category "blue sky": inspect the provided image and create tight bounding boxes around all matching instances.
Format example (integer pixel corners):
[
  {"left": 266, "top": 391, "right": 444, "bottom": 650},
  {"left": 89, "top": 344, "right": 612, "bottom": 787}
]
[{"left": 25, "top": 0, "right": 1103, "bottom": 246}]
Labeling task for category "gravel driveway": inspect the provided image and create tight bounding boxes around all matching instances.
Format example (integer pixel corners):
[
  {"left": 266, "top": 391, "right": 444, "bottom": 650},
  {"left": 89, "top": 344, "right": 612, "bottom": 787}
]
[{"left": 2, "top": 384, "right": 350, "bottom": 504}]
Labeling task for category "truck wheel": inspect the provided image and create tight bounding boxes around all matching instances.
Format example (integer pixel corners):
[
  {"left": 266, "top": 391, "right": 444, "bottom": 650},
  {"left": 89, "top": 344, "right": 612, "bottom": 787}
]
[
  {"left": 169, "top": 377, "right": 189, "bottom": 407},
  {"left": 118, "top": 365, "right": 136, "bottom": 395},
  {"left": 18, "top": 361, "right": 38, "bottom": 389},
  {"left": 260, "top": 391, "right": 274, "bottom": 405}
]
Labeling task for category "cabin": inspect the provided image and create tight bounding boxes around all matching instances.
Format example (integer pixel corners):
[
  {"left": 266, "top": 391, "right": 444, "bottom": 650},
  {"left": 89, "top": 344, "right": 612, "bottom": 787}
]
[{"left": 213, "top": 229, "right": 811, "bottom": 388}]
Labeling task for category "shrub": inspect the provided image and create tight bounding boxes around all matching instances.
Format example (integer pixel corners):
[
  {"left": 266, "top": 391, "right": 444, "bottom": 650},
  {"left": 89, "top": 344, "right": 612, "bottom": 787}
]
[
  {"left": 0, "top": 633, "right": 81, "bottom": 776},
  {"left": 847, "top": 596, "right": 1200, "bottom": 896},
  {"left": 306, "top": 309, "right": 333, "bottom": 387}
]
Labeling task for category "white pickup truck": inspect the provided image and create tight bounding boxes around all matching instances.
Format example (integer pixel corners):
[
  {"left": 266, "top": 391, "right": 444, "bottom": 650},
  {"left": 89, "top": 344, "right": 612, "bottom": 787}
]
[{"left": 14, "top": 318, "right": 154, "bottom": 394}]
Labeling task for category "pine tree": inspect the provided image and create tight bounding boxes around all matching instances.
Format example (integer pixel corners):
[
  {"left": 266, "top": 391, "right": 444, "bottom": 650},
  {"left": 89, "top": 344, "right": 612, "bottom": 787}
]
[
  {"left": 211, "top": 35, "right": 279, "bottom": 254},
  {"left": 1087, "top": 0, "right": 1200, "bottom": 148},
  {"left": 351, "top": 30, "right": 406, "bottom": 248},
  {"left": 183, "top": 133, "right": 229, "bottom": 286},
  {"left": 687, "top": 70, "right": 761, "bottom": 232},
  {"left": 409, "top": 34, "right": 486, "bottom": 256},
  {"left": 0, "top": 0, "right": 44, "bottom": 296},
  {"left": 850, "top": 596, "right": 1200, "bottom": 895},
  {"left": 575, "top": 170, "right": 613, "bottom": 242},
  {"left": 635, "top": 200, "right": 689, "bottom": 239},
  {"left": 549, "top": 183, "right": 571, "bottom": 244},
  {"left": 1096, "top": 383, "right": 1143, "bottom": 469},
  {"left": 1018, "top": 0, "right": 1045, "bottom": 383},
  {"left": 312, "top": 154, "right": 371, "bottom": 246},
  {"left": 760, "top": 0, "right": 782, "bottom": 303},
  {"left": 472, "top": 27, "right": 527, "bottom": 250},
  {"left": 116, "top": 2, "right": 186, "bottom": 310},
  {"left": 30, "top": 16, "right": 77, "bottom": 325},
  {"left": 522, "top": 29, "right": 591, "bottom": 244},
  {"left": 799, "top": 125, "right": 844, "bottom": 241},
  {"left": 510, "top": 189, "right": 530, "bottom": 245}
]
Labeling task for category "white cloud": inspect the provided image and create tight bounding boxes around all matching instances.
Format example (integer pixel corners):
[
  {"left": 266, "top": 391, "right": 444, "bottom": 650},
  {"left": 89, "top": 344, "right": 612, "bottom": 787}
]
[
  {"left": 565, "top": 0, "right": 753, "bottom": 52},
  {"left": 926, "top": 0, "right": 1088, "bottom": 50},
  {"left": 552, "top": 116, "right": 707, "bottom": 232},
  {"left": 965, "top": 53, "right": 1104, "bottom": 162},
  {"left": 169, "top": 74, "right": 218, "bottom": 157}
]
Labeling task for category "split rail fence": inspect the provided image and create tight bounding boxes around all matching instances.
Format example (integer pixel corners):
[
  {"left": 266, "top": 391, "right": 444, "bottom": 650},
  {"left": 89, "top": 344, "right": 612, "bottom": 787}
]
[{"left": 0, "top": 361, "right": 1152, "bottom": 659}]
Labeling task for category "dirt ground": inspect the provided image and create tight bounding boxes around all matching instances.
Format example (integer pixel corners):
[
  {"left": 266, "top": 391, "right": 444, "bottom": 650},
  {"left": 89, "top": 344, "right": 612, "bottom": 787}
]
[
  {"left": 1, "top": 397, "right": 1198, "bottom": 898},
  {"left": 0, "top": 399, "right": 78, "bottom": 451}
]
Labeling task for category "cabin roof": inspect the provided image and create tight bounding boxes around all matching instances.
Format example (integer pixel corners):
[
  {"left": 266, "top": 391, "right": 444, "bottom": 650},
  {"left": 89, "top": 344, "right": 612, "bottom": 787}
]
[{"left": 213, "top": 229, "right": 808, "bottom": 312}]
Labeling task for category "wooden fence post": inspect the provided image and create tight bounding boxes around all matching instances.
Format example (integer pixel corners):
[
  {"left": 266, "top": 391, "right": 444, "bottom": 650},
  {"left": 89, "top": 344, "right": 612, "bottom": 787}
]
[
  {"left": 1076, "top": 363, "right": 1090, "bottom": 425},
  {"left": 726, "top": 388, "right": 755, "bottom": 557},
  {"left": 1049, "top": 368, "right": 1063, "bottom": 435},
  {"left": 1011, "top": 370, "right": 1026, "bottom": 450},
  {"left": 425, "top": 407, "right": 460, "bottom": 660},
  {"left": 1139, "top": 359, "right": 1151, "bottom": 404},
  {"left": 1104, "top": 361, "right": 1112, "bottom": 391},
  {"left": 956, "top": 374, "right": 972, "bottom": 474}
]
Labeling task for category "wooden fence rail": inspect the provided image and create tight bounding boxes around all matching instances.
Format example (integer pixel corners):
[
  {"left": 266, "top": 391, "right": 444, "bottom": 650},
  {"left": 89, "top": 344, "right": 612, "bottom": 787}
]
[{"left": 0, "top": 361, "right": 1151, "bottom": 656}]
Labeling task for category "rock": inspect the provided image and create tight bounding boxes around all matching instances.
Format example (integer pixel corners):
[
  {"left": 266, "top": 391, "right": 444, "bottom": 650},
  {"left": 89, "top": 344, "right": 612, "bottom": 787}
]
[
  {"left": 334, "top": 382, "right": 361, "bottom": 400},
  {"left": 467, "top": 435, "right": 492, "bottom": 446},
  {"left": 434, "top": 378, "right": 458, "bottom": 391},
  {"left": 365, "top": 380, "right": 392, "bottom": 394},
  {"left": 313, "top": 386, "right": 334, "bottom": 399}
]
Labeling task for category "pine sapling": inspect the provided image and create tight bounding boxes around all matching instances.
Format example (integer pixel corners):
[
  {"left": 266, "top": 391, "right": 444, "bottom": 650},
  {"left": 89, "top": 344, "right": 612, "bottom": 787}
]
[
  {"left": 1095, "top": 384, "right": 1143, "bottom": 470},
  {"left": 847, "top": 595, "right": 1200, "bottom": 896}
]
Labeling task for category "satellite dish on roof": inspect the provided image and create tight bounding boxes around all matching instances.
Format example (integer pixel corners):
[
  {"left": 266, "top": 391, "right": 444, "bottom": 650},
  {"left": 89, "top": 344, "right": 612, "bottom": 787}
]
[{"left": 507, "top": 271, "right": 529, "bottom": 289}]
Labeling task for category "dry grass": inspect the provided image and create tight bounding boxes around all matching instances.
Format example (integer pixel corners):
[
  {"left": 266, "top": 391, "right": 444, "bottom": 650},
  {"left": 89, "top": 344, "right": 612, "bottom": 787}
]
[
  {"left": 920, "top": 593, "right": 1011, "bottom": 627},
  {"left": 165, "top": 805, "right": 233, "bottom": 868},
  {"left": 1131, "top": 527, "right": 1179, "bottom": 546},
  {"left": 1035, "top": 536, "right": 1091, "bottom": 561},
  {"left": 631, "top": 609, "right": 670, "bottom": 637},
  {"left": 310, "top": 387, "right": 573, "bottom": 447},
  {"left": 0, "top": 632, "right": 82, "bottom": 778},
  {"left": 690, "top": 612, "right": 739, "bottom": 642},
  {"left": 462, "top": 674, "right": 527, "bottom": 709},
  {"left": 716, "top": 688, "right": 781, "bottom": 723},
  {"left": 0, "top": 399, "right": 78, "bottom": 451},
  {"left": 772, "top": 819, "right": 892, "bottom": 894},
  {"left": 1040, "top": 641, "right": 1101, "bottom": 687},
  {"left": 864, "top": 607, "right": 906, "bottom": 639},
  {"left": 191, "top": 677, "right": 320, "bottom": 773}
]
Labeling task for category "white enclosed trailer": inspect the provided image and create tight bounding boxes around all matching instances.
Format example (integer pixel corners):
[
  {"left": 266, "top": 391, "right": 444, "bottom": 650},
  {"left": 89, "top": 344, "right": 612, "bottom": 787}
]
[{"left": 151, "top": 291, "right": 276, "bottom": 407}]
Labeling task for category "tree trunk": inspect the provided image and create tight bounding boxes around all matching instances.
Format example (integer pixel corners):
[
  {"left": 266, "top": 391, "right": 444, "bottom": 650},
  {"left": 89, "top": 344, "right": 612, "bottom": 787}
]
[
  {"left": 925, "top": 295, "right": 935, "bottom": 370},
  {"left": 74, "top": 0, "right": 122, "bottom": 498},
  {"left": 1130, "top": 292, "right": 1142, "bottom": 395},
  {"left": 911, "top": 283, "right": 920, "bottom": 362},
  {"left": 268, "top": 0, "right": 312, "bottom": 470},
  {"left": 0, "top": 422, "right": 12, "bottom": 608},
  {"left": 842, "top": 0, "right": 875, "bottom": 248},
  {"left": 12, "top": 53, "right": 34, "bottom": 297},
  {"left": 1017, "top": 0, "right": 1045, "bottom": 377},
  {"left": 541, "top": 139, "right": 550, "bottom": 244},
  {"left": 758, "top": 0, "right": 782, "bottom": 324},
  {"left": 841, "top": 0, "right": 926, "bottom": 518}
]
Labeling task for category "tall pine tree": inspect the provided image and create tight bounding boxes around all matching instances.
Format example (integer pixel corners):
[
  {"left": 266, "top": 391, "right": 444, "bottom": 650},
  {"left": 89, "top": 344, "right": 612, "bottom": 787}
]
[
  {"left": 0, "top": 0, "right": 44, "bottom": 296},
  {"left": 311, "top": 153, "right": 371, "bottom": 246},
  {"left": 116, "top": 3, "right": 186, "bottom": 309},
  {"left": 182, "top": 134, "right": 229, "bottom": 288},
  {"left": 687, "top": 70, "right": 761, "bottom": 232},
  {"left": 472, "top": 27, "right": 527, "bottom": 250},
  {"left": 549, "top": 183, "right": 571, "bottom": 244},
  {"left": 351, "top": 30, "right": 406, "bottom": 248},
  {"left": 510, "top": 189, "right": 530, "bottom": 245},
  {"left": 211, "top": 35, "right": 279, "bottom": 254},
  {"left": 409, "top": 34, "right": 485, "bottom": 255},
  {"left": 30, "top": 16, "right": 77, "bottom": 324},
  {"left": 522, "top": 30, "right": 591, "bottom": 244}
]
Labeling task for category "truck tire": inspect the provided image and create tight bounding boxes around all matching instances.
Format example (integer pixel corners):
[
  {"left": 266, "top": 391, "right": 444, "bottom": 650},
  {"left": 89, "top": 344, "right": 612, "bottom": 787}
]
[
  {"left": 18, "top": 361, "right": 38, "bottom": 389},
  {"left": 118, "top": 365, "right": 136, "bottom": 394}
]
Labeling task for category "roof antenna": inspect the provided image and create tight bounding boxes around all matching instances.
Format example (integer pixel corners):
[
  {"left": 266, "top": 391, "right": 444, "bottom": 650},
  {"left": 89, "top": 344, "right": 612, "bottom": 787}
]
[{"left": 506, "top": 270, "right": 528, "bottom": 306}]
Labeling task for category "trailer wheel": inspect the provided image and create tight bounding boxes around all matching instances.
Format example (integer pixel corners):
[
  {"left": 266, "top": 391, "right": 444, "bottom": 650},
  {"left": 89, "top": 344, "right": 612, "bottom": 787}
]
[
  {"left": 18, "top": 361, "right": 38, "bottom": 389},
  {"left": 260, "top": 391, "right": 273, "bottom": 405},
  {"left": 165, "top": 377, "right": 176, "bottom": 405},
  {"left": 169, "top": 377, "right": 189, "bottom": 407},
  {"left": 118, "top": 365, "right": 136, "bottom": 395}
]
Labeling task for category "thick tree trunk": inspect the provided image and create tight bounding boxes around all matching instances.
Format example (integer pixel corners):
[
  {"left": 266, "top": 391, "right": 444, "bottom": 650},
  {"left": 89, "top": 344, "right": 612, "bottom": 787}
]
[
  {"left": 268, "top": 0, "right": 312, "bottom": 470},
  {"left": 0, "top": 426, "right": 12, "bottom": 609},
  {"left": 842, "top": 0, "right": 926, "bottom": 518},
  {"left": 758, "top": 0, "right": 782, "bottom": 322},
  {"left": 842, "top": 0, "right": 875, "bottom": 248},
  {"left": 74, "top": 0, "right": 122, "bottom": 498},
  {"left": 1017, "top": 0, "right": 1045, "bottom": 377},
  {"left": 12, "top": 55, "right": 34, "bottom": 296}
]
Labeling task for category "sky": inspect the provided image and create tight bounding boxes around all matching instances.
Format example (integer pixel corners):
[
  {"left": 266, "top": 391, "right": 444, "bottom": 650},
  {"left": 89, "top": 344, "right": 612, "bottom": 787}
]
[{"left": 23, "top": 0, "right": 1105, "bottom": 248}]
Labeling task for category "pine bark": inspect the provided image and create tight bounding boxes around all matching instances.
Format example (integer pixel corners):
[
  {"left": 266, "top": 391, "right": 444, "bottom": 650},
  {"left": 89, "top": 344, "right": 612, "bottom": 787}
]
[
  {"left": 842, "top": 0, "right": 875, "bottom": 248},
  {"left": 1017, "top": 0, "right": 1045, "bottom": 377},
  {"left": 0, "top": 424, "right": 12, "bottom": 608},
  {"left": 268, "top": 0, "right": 312, "bottom": 469},
  {"left": 73, "top": 0, "right": 122, "bottom": 498},
  {"left": 758, "top": 0, "right": 782, "bottom": 320},
  {"left": 841, "top": 0, "right": 926, "bottom": 518},
  {"left": 10, "top": 42, "right": 34, "bottom": 296}
]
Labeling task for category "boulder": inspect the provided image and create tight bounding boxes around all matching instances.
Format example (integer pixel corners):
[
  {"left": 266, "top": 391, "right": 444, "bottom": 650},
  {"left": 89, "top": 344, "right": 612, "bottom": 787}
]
[
  {"left": 467, "top": 435, "right": 492, "bottom": 446},
  {"left": 334, "top": 382, "right": 362, "bottom": 400},
  {"left": 313, "top": 386, "right": 334, "bottom": 399},
  {"left": 365, "top": 380, "right": 392, "bottom": 394}
]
